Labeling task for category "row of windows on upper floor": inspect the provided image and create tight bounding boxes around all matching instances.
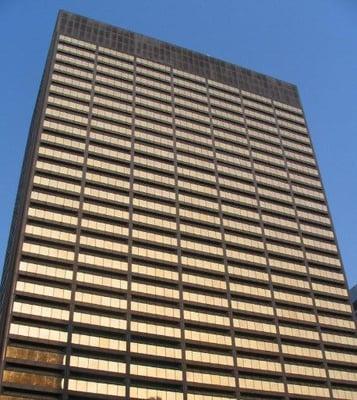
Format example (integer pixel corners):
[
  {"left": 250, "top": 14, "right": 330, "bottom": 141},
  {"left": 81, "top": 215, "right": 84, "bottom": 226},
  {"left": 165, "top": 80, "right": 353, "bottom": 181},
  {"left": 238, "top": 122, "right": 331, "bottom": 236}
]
[
  {"left": 13, "top": 272, "right": 349, "bottom": 320},
  {"left": 26, "top": 175, "right": 338, "bottom": 259},
  {"left": 58, "top": 35, "right": 304, "bottom": 112},
  {"left": 187, "top": 132, "right": 309, "bottom": 175},
  {"left": 12, "top": 247, "right": 348, "bottom": 296},
  {"left": 17, "top": 245, "right": 344, "bottom": 294},
  {"left": 13, "top": 292, "right": 347, "bottom": 340},
  {"left": 43, "top": 90, "right": 306, "bottom": 166},
  {"left": 25, "top": 196, "right": 341, "bottom": 288},
  {"left": 56, "top": 42, "right": 220, "bottom": 90},
  {"left": 22, "top": 215, "right": 341, "bottom": 275},
  {"left": 32, "top": 159, "right": 326, "bottom": 228},
  {"left": 31, "top": 171, "right": 335, "bottom": 248},
  {"left": 8, "top": 257, "right": 355, "bottom": 331},
  {"left": 27, "top": 187, "right": 335, "bottom": 267},
  {"left": 20, "top": 196, "right": 342, "bottom": 286},
  {"left": 52, "top": 53, "right": 308, "bottom": 133},
  {"left": 31, "top": 163, "right": 314, "bottom": 223},
  {"left": 44, "top": 92, "right": 311, "bottom": 159},
  {"left": 37, "top": 150, "right": 280, "bottom": 203},
  {"left": 37, "top": 142, "right": 323, "bottom": 203},
  {"left": 18, "top": 228, "right": 347, "bottom": 306},
  {"left": 41, "top": 131, "right": 312, "bottom": 194},
  {"left": 9, "top": 287, "right": 356, "bottom": 347},
  {"left": 245, "top": 126, "right": 311, "bottom": 152},
  {"left": 18, "top": 263, "right": 345, "bottom": 326},
  {"left": 11, "top": 231, "right": 308, "bottom": 284},
  {"left": 52, "top": 60, "right": 298, "bottom": 136},
  {"left": 19, "top": 256, "right": 342, "bottom": 324},
  {"left": 56, "top": 39, "right": 305, "bottom": 118},
  {"left": 25, "top": 166, "right": 336, "bottom": 241},
  {"left": 38, "top": 132, "right": 322, "bottom": 206},
  {"left": 8, "top": 299, "right": 357, "bottom": 358},
  {"left": 46, "top": 87, "right": 308, "bottom": 155},
  {"left": 16, "top": 222, "right": 345, "bottom": 296},
  {"left": 35, "top": 171, "right": 322, "bottom": 227},
  {"left": 41, "top": 139, "right": 314, "bottom": 200},
  {"left": 14, "top": 261, "right": 351, "bottom": 322},
  {"left": 42, "top": 116, "right": 317, "bottom": 190},
  {"left": 35, "top": 125, "right": 324, "bottom": 202},
  {"left": 44, "top": 106, "right": 314, "bottom": 181},
  {"left": 35, "top": 156, "right": 328, "bottom": 233},
  {"left": 24, "top": 227, "right": 344, "bottom": 292},
  {"left": 53, "top": 57, "right": 300, "bottom": 132},
  {"left": 108, "top": 112, "right": 309, "bottom": 162}
]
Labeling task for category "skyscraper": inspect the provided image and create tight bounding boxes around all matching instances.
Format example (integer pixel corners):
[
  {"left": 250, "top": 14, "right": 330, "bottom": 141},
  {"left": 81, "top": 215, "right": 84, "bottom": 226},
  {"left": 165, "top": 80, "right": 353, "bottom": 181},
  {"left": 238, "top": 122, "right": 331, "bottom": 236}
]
[{"left": 0, "top": 9, "right": 356, "bottom": 400}]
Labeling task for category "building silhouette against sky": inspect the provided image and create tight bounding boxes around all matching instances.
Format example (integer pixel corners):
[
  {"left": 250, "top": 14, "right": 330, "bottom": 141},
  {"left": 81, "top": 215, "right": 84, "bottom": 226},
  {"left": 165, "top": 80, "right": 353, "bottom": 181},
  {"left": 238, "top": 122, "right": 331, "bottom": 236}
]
[
  {"left": 0, "top": 10, "right": 356, "bottom": 400},
  {"left": 350, "top": 284, "right": 357, "bottom": 322}
]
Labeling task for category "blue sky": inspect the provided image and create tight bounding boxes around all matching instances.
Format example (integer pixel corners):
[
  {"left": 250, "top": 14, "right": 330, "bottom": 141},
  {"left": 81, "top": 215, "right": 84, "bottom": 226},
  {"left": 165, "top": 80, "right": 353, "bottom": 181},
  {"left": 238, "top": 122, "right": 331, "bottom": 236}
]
[{"left": 1, "top": 0, "right": 356, "bottom": 286}]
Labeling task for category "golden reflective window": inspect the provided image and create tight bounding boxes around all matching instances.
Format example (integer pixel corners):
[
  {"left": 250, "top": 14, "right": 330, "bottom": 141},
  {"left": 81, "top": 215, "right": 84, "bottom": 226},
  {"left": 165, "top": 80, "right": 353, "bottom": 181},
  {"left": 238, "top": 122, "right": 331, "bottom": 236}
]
[
  {"left": 3, "top": 370, "right": 61, "bottom": 389},
  {"left": 6, "top": 346, "right": 64, "bottom": 365}
]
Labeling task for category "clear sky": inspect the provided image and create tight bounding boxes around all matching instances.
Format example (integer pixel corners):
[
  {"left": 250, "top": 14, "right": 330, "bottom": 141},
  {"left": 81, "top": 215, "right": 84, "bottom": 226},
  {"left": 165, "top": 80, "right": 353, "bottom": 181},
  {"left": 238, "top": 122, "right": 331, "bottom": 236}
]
[{"left": 1, "top": 0, "right": 356, "bottom": 286}]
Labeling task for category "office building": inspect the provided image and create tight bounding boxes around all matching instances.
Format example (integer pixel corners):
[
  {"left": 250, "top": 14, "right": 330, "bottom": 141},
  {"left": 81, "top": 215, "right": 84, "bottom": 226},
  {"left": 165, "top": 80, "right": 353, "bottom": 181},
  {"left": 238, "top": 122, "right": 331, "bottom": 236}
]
[{"left": 0, "top": 10, "right": 356, "bottom": 400}]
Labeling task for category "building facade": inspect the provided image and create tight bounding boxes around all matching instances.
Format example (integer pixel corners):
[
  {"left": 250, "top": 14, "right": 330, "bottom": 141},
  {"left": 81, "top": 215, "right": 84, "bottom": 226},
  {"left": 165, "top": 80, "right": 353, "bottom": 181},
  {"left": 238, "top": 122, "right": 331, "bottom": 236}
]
[
  {"left": 350, "top": 284, "right": 357, "bottom": 321},
  {"left": 0, "top": 10, "right": 356, "bottom": 400}
]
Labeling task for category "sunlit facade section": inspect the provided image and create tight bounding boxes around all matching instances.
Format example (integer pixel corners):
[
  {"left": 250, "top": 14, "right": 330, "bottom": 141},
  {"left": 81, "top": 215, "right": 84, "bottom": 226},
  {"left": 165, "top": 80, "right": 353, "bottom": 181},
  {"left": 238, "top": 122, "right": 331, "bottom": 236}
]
[{"left": 0, "top": 10, "right": 356, "bottom": 400}]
